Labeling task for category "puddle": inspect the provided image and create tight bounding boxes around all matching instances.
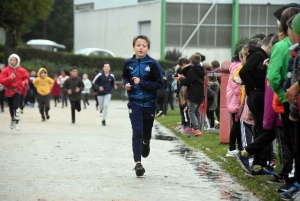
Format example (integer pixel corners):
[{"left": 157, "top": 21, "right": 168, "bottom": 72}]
[{"left": 153, "top": 123, "right": 258, "bottom": 201}]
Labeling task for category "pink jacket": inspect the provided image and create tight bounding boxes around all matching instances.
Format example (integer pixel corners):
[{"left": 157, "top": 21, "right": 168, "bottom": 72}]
[
  {"left": 263, "top": 78, "right": 282, "bottom": 130},
  {"left": 226, "top": 62, "right": 242, "bottom": 114},
  {"left": 240, "top": 96, "right": 255, "bottom": 125}
]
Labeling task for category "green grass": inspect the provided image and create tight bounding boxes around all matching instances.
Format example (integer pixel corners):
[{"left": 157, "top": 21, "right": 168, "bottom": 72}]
[{"left": 156, "top": 108, "right": 282, "bottom": 201}]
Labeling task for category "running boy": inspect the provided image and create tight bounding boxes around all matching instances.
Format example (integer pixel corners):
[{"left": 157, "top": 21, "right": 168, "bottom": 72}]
[
  {"left": 0, "top": 54, "right": 29, "bottom": 130},
  {"left": 81, "top": 73, "right": 92, "bottom": 109},
  {"left": 122, "top": 35, "right": 164, "bottom": 177},
  {"left": 33, "top": 68, "right": 54, "bottom": 121},
  {"left": 63, "top": 67, "right": 84, "bottom": 124}
]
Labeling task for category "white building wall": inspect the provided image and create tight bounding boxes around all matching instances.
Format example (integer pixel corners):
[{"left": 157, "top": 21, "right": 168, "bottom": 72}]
[{"left": 74, "top": 2, "right": 161, "bottom": 59}]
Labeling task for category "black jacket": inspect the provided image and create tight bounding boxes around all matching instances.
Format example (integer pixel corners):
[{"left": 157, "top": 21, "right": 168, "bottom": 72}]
[
  {"left": 63, "top": 76, "right": 84, "bottom": 101},
  {"left": 239, "top": 47, "right": 268, "bottom": 96},
  {"left": 179, "top": 64, "right": 205, "bottom": 104}
]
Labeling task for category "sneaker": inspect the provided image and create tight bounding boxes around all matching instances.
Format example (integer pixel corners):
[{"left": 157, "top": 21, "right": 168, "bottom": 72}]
[
  {"left": 192, "top": 128, "right": 202, "bottom": 136},
  {"left": 15, "top": 123, "right": 20, "bottom": 131},
  {"left": 41, "top": 115, "right": 46, "bottom": 121},
  {"left": 251, "top": 166, "right": 276, "bottom": 176},
  {"left": 277, "top": 183, "right": 293, "bottom": 193},
  {"left": 46, "top": 114, "right": 50, "bottom": 120},
  {"left": 181, "top": 126, "right": 192, "bottom": 133},
  {"left": 176, "top": 125, "right": 183, "bottom": 131},
  {"left": 142, "top": 142, "right": 150, "bottom": 158},
  {"left": 268, "top": 174, "right": 286, "bottom": 184},
  {"left": 234, "top": 151, "right": 252, "bottom": 174},
  {"left": 188, "top": 132, "right": 196, "bottom": 138},
  {"left": 226, "top": 149, "right": 238, "bottom": 157},
  {"left": 280, "top": 182, "right": 299, "bottom": 201},
  {"left": 102, "top": 120, "right": 106, "bottom": 126},
  {"left": 100, "top": 110, "right": 102, "bottom": 114},
  {"left": 72, "top": 120, "right": 75, "bottom": 124},
  {"left": 155, "top": 110, "right": 163, "bottom": 118},
  {"left": 134, "top": 163, "right": 145, "bottom": 177},
  {"left": 10, "top": 120, "right": 15, "bottom": 129}
]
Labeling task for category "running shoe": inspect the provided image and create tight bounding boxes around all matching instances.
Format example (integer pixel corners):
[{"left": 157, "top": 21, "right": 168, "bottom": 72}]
[
  {"left": 10, "top": 120, "right": 14, "bottom": 129},
  {"left": 15, "top": 123, "right": 21, "bottom": 131},
  {"left": 280, "top": 182, "right": 299, "bottom": 201},
  {"left": 234, "top": 151, "right": 252, "bottom": 174},
  {"left": 134, "top": 163, "right": 145, "bottom": 177},
  {"left": 142, "top": 142, "right": 150, "bottom": 158},
  {"left": 225, "top": 149, "right": 238, "bottom": 157}
]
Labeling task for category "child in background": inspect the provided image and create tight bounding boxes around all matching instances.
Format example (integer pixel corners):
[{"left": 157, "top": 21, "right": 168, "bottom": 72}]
[
  {"left": 81, "top": 74, "right": 92, "bottom": 109},
  {"left": 207, "top": 76, "right": 219, "bottom": 129},
  {"left": 33, "top": 68, "right": 54, "bottom": 121},
  {"left": 0, "top": 54, "right": 29, "bottom": 130},
  {"left": 19, "top": 80, "right": 27, "bottom": 114},
  {"left": 92, "top": 68, "right": 100, "bottom": 110},
  {"left": 122, "top": 35, "right": 163, "bottom": 177},
  {"left": 211, "top": 60, "right": 221, "bottom": 121},
  {"left": 57, "top": 70, "right": 69, "bottom": 108},
  {"left": 51, "top": 74, "right": 61, "bottom": 107},
  {"left": 27, "top": 70, "right": 37, "bottom": 108},
  {"left": 63, "top": 67, "right": 84, "bottom": 124},
  {"left": 0, "top": 64, "right": 5, "bottom": 112}
]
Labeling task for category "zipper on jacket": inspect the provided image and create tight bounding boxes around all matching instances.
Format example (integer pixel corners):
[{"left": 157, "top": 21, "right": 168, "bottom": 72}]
[{"left": 138, "top": 59, "right": 145, "bottom": 107}]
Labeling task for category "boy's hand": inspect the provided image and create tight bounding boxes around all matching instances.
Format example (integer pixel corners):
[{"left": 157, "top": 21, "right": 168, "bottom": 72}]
[
  {"left": 285, "top": 82, "right": 300, "bottom": 103},
  {"left": 68, "top": 89, "right": 72, "bottom": 95},
  {"left": 10, "top": 73, "right": 16, "bottom": 79},
  {"left": 99, "top": 86, "right": 104, "bottom": 91},
  {"left": 263, "top": 59, "right": 269, "bottom": 66},
  {"left": 114, "top": 85, "right": 118, "bottom": 90},
  {"left": 289, "top": 115, "right": 298, "bottom": 122},
  {"left": 125, "top": 83, "right": 131, "bottom": 91},
  {"left": 132, "top": 77, "right": 140, "bottom": 84},
  {"left": 178, "top": 74, "right": 185, "bottom": 79},
  {"left": 75, "top": 87, "right": 80, "bottom": 93}
]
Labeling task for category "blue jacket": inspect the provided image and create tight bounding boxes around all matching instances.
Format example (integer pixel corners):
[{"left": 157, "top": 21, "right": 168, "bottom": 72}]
[
  {"left": 93, "top": 72, "right": 115, "bottom": 95},
  {"left": 122, "top": 54, "right": 164, "bottom": 107}
]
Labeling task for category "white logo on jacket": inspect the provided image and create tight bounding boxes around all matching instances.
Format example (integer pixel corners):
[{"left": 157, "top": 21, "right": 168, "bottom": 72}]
[
  {"left": 129, "top": 67, "right": 133, "bottom": 70},
  {"left": 145, "top": 66, "right": 150, "bottom": 72}
]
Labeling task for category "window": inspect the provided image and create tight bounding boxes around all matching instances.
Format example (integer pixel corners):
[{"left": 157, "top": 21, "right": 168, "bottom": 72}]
[
  {"left": 139, "top": 21, "right": 151, "bottom": 39},
  {"left": 166, "top": 25, "right": 181, "bottom": 46},
  {"left": 251, "top": 5, "right": 267, "bottom": 25},
  {"left": 216, "top": 27, "right": 231, "bottom": 47},
  {"left": 199, "top": 27, "right": 215, "bottom": 46},
  {"left": 182, "top": 26, "right": 198, "bottom": 47},
  {"left": 166, "top": 3, "right": 181, "bottom": 23},
  {"left": 182, "top": 4, "right": 198, "bottom": 24},
  {"left": 216, "top": 4, "right": 232, "bottom": 24},
  {"left": 75, "top": 3, "right": 94, "bottom": 11}
]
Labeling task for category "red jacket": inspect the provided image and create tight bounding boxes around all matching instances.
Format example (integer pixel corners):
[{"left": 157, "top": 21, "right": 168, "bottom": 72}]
[
  {"left": 51, "top": 81, "right": 61, "bottom": 97},
  {"left": 0, "top": 54, "right": 29, "bottom": 97}
]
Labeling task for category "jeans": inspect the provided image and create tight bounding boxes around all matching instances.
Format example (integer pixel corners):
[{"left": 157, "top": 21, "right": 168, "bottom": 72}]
[
  {"left": 97, "top": 94, "right": 111, "bottom": 120},
  {"left": 187, "top": 100, "right": 200, "bottom": 130}
]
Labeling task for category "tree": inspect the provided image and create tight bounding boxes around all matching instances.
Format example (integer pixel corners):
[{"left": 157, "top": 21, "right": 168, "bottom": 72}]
[
  {"left": 0, "top": 0, "right": 54, "bottom": 60},
  {"left": 22, "top": 0, "right": 74, "bottom": 52}
]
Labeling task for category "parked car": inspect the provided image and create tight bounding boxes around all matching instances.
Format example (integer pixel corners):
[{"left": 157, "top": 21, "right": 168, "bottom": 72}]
[
  {"left": 26, "top": 39, "right": 66, "bottom": 52},
  {"left": 75, "top": 48, "right": 115, "bottom": 57}
]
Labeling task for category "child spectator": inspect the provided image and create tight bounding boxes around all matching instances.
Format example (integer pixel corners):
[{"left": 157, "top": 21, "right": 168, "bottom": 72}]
[
  {"left": 51, "top": 74, "right": 61, "bottom": 107},
  {"left": 156, "top": 72, "right": 167, "bottom": 118},
  {"left": 207, "top": 76, "right": 219, "bottom": 129},
  {"left": 93, "top": 63, "right": 117, "bottom": 125},
  {"left": 33, "top": 68, "right": 54, "bottom": 121},
  {"left": 122, "top": 35, "right": 163, "bottom": 177},
  {"left": 57, "top": 70, "right": 69, "bottom": 108},
  {"left": 211, "top": 60, "right": 221, "bottom": 121},
  {"left": 178, "top": 53, "right": 205, "bottom": 136},
  {"left": 0, "top": 54, "right": 29, "bottom": 130},
  {"left": 63, "top": 67, "right": 84, "bottom": 124},
  {"left": 81, "top": 73, "right": 92, "bottom": 109}
]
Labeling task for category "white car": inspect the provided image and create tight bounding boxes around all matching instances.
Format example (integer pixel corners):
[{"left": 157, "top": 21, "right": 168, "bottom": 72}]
[
  {"left": 26, "top": 39, "right": 66, "bottom": 52},
  {"left": 75, "top": 48, "right": 115, "bottom": 57}
]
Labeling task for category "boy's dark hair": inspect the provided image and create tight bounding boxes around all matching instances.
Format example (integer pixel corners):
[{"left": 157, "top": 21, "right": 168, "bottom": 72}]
[
  {"left": 287, "top": 14, "right": 297, "bottom": 30},
  {"left": 211, "top": 60, "right": 220, "bottom": 68},
  {"left": 247, "top": 38, "right": 262, "bottom": 49},
  {"left": 262, "top": 33, "right": 275, "bottom": 46},
  {"left": 271, "top": 34, "right": 280, "bottom": 46},
  {"left": 280, "top": 7, "right": 300, "bottom": 34},
  {"left": 62, "top": 70, "right": 69, "bottom": 75},
  {"left": 250, "top": 32, "right": 266, "bottom": 40},
  {"left": 234, "top": 44, "right": 244, "bottom": 57},
  {"left": 70, "top": 66, "right": 78, "bottom": 72},
  {"left": 103, "top": 61, "right": 111, "bottom": 67},
  {"left": 189, "top": 54, "right": 201, "bottom": 65},
  {"left": 133, "top": 35, "right": 151, "bottom": 48},
  {"left": 178, "top": 57, "right": 189, "bottom": 65},
  {"left": 195, "top": 52, "right": 206, "bottom": 62}
]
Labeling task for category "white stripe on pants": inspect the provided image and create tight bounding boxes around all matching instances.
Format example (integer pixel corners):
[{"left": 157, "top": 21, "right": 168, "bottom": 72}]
[{"left": 97, "top": 94, "right": 111, "bottom": 120}]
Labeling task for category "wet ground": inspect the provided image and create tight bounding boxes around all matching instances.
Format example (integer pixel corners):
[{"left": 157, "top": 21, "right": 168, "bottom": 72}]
[{"left": 0, "top": 101, "right": 258, "bottom": 201}]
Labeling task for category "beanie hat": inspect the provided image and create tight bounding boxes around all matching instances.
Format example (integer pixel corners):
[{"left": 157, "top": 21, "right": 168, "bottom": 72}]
[
  {"left": 292, "top": 13, "right": 300, "bottom": 36},
  {"left": 189, "top": 54, "right": 201, "bottom": 65}
]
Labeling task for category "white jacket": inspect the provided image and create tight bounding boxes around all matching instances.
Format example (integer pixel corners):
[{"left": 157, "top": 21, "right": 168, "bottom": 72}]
[{"left": 82, "top": 79, "right": 92, "bottom": 94}]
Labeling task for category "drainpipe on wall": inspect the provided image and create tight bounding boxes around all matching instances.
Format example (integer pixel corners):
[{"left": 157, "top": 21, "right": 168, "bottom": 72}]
[
  {"left": 231, "top": 0, "right": 239, "bottom": 56},
  {"left": 160, "top": 0, "right": 166, "bottom": 60}
]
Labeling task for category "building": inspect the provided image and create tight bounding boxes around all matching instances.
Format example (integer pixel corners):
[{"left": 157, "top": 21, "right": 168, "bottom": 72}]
[{"left": 74, "top": 0, "right": 296, "bottom": 63}]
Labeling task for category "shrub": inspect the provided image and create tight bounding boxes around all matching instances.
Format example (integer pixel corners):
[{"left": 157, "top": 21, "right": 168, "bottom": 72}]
[{"left": 165, "top": 48, "right": 182, "bottom": 62}]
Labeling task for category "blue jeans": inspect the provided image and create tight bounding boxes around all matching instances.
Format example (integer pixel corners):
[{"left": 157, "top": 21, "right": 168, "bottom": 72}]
[
  {"left": 128, "top": 101, "right": 155, "bottom": 162},
  {"left": 187, "top": 100, "right": 200, "bottom": 130}
]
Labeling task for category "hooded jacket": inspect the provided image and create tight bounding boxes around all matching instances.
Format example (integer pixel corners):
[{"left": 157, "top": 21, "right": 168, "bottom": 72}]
[
  {"left": 226, "top": 62, "right": 242, "bottom": 114},
  {"left": 179, "top": 64, "right": 205, "bottom": 104},
  {"left": 63, "top": 76, "right": 84, "bottom": 101},
  {"left": 0, "top": 54, "right": 29, "bottom": 97},
  {"left": 33, "top": 68, "right": 54, "bottom": 96}
]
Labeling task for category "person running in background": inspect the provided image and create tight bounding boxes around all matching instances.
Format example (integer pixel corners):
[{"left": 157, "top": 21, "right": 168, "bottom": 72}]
[
  {"left": 19, "top": 78, "right": 27, "bottom": 114},
  {"left": 57, "top": 70, "right": 69, "bottom": 108},
  {"left": 93, "top": 62, "right": 117, "bottom": 126},
  {"left": 0, "top": 54, "right": 29, "bottom": 131},
  {"left": 63, "top": 67, "right": 84, "bottom": 124},
  {"left": 27, "top": 70, "right": 37, "bottom": 108},
  {"left": 81, "top": 73, "right": 92, "bottom": 109},
  {"left": 0, "top": 64, "right": 6, "bottom": 112},
  {"left": 92, "top": 68, "right": 100, "bottom": 110},
  {"left": 51, "top": 74, "right": 61, "bottom": 107},
  {"left": 33, "top": 68, "right": 54, "bottom": 121},
  {"left": 155, "top": 72, "right": 167, "bottom": 118},
  {"left": 122, "top": 35, "right": 163, "bottom": 177}
]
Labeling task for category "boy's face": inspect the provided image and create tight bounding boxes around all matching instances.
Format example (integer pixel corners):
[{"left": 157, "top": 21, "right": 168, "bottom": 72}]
[
  {"left": 9, "top": 57, "right": 17, "bottom": 67},
  {"left": 40, "top": 71, "right": 46, "bottom": 79},
  {"left": 70, "top": 69, "right": 78, "bottom": 77},
  {"left": 30, "top": 71, "right": 36, "bottom": 76},
  {"left": 133, "top": 39, "right": 149, "bottom": 59},
  {"left": 288, "top": 28, "right": 298, "bottom": 44},
  {"left": 103, "top": 64, "right": 110, "bottom": 74},
  {"left": 82, "top": 74, "right": 87, "bottom": 79}
]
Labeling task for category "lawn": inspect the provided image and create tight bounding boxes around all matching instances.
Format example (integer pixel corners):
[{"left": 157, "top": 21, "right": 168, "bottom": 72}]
[{"left": 156, "top": 108, "right": 282, "bottom": 201}]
